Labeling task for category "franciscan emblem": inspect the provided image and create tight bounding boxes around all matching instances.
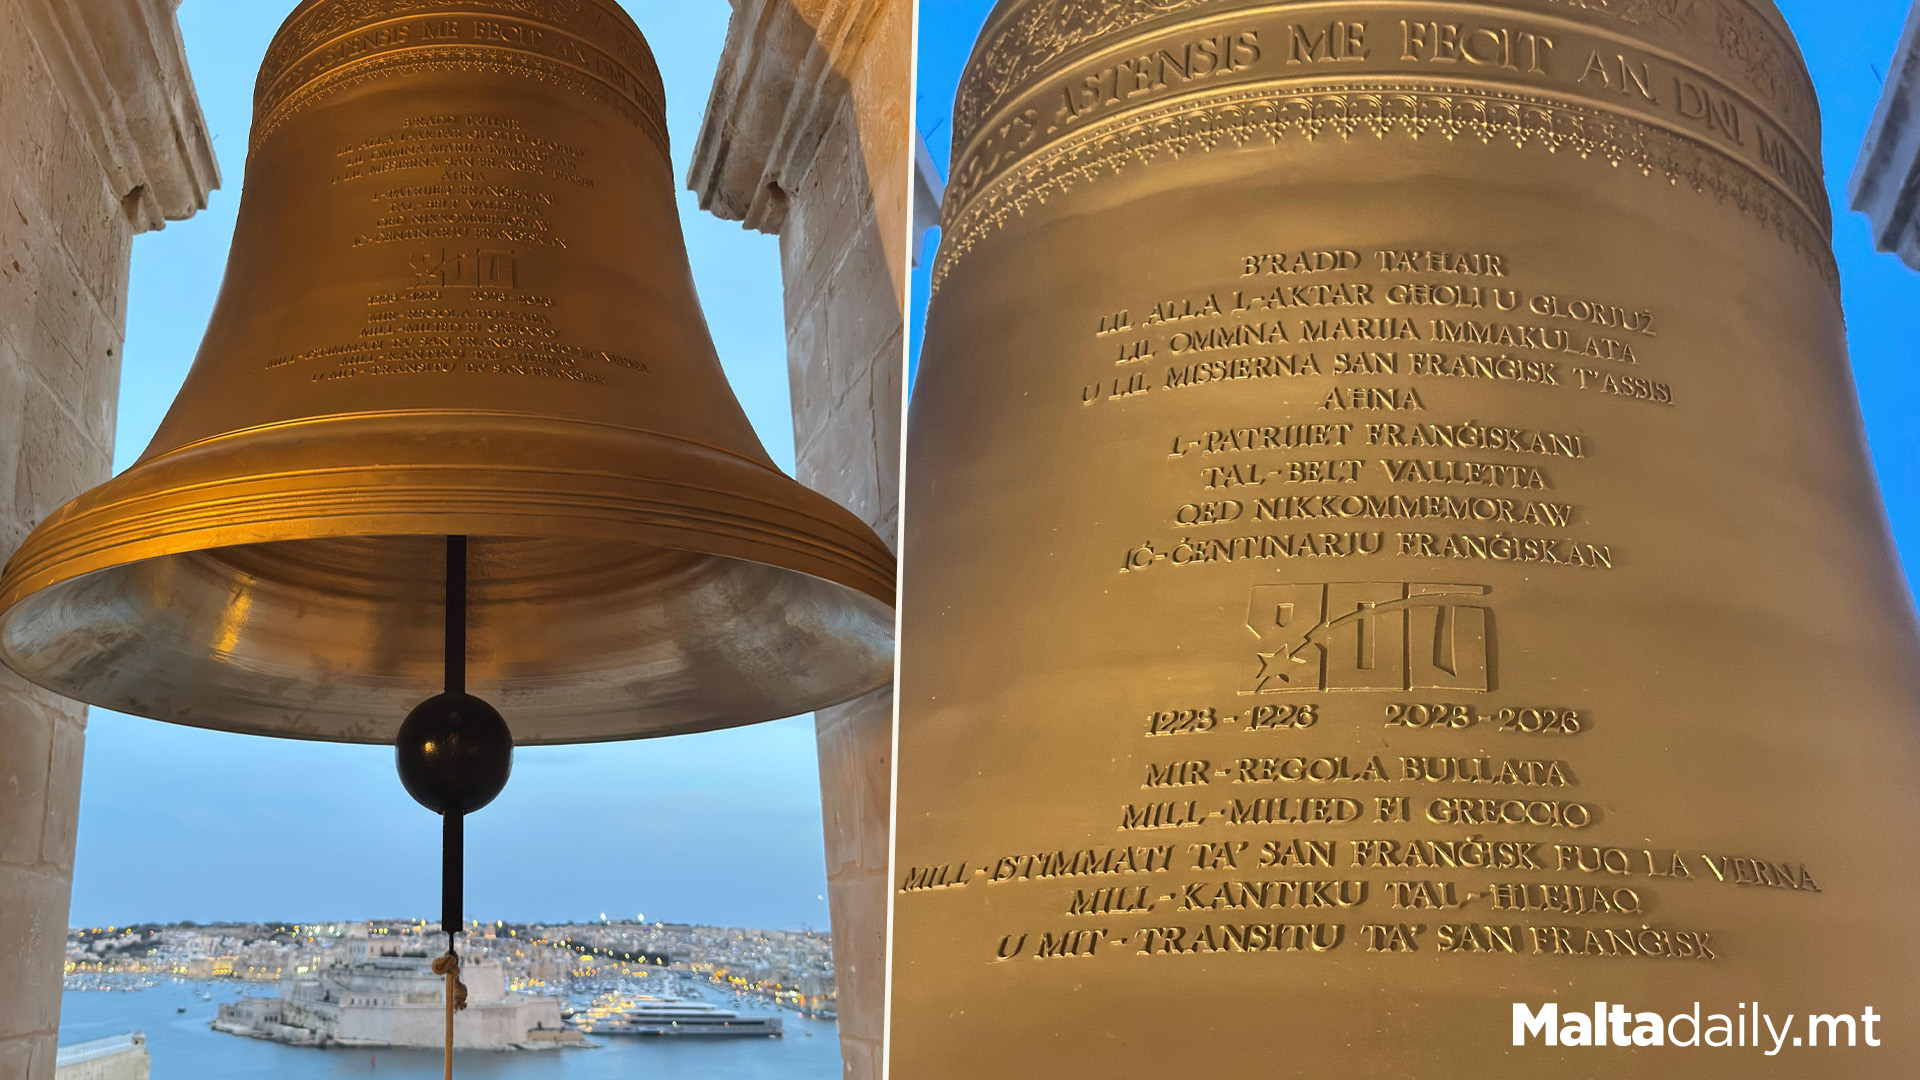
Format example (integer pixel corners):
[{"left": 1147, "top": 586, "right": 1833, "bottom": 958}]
[{"left": 1246, "top": 582, "right": 1493, "bottom": 693}]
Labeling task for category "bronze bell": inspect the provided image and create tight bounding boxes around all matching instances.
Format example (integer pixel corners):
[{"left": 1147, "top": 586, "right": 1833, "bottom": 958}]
[
  {"left": 893, "top": 0, "right": 1920, "bottom": 1075},
  {"left": 0, "top": 0, "right": 894, "bottom": 744}
]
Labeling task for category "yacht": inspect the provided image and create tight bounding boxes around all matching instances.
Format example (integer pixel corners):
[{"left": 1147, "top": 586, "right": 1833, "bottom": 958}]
[{"left": 571, "top": 995, "right": 783, "bottom": 1037}]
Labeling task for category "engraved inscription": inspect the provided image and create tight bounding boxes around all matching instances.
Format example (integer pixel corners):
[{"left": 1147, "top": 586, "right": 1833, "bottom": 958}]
[
  {"left": 945, "top": 6, "right": 1831, "bottom": 276},
  {"left": 335, "top": 115, "right": 593, "bottom": 189},
  {"left": 937, "top": 83, "right": 1834, "bottom": 293},
  {"left": 254, "top": 5, "right": 667, "bottom": 155},
  {"left": 259, "top": 111, "right": 646, "bottom": 385},
  {"left": 1058, "top": 30, "right": 1261, "bottom": 123},
  {"left": 363, "top": 181, "right": 564, "bottom": 250},
  {"left": 1399, "top": 20, "right": 1556, "bottom": 73},
  {"left": 906, "top": 229, "right": 1816, "bottom": 976}
]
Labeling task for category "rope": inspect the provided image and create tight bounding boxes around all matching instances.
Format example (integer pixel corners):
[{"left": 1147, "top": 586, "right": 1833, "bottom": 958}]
[{"left": 431, "top": 948, "right": 468, "bottom": 1080}]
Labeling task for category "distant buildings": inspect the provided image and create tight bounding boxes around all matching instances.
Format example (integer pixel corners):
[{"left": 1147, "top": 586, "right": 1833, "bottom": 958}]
[
  {"left": 543, "top": 920, "right": 838, "bottom": 1016},
  {"left": 65, "top": 916, "right": 840, "bottom": 1050},
  {"left": 215, "top": 939, "right": 575, "bottom": 1051}
]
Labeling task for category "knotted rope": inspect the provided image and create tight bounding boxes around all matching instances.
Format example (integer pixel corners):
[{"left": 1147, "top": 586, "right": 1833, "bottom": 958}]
[{"left": 431, "top": 948, "right": 468, "bottom": 1080}]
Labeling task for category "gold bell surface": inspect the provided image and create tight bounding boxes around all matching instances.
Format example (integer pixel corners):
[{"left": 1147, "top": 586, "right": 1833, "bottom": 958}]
[
  {"left": 0, "top": 0, "right": 894, "bottom": 744},
  {"left": 891, "top": 0, "right": 1920, "bottom": 1075}
]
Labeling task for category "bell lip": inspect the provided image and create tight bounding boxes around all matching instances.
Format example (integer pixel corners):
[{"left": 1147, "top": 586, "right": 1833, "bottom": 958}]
[
  {"left": 0, "top": 553, "right": 893, "bottom": 746},
  {"left": 0, "top": 597, "right": 893, "bottom": 747},
  {"left": 0, "top": 409, "right": 897, "bottom": 622}
]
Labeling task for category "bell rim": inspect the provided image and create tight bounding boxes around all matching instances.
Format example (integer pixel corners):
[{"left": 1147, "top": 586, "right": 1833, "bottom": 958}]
[
  {"left": 0, "top": 406, "right": 898, "bottom": 742},
  {"left": 0, "top": 550, "right": 893, "bottom": 745},
  {"left": 0, "top": 409, "right": 896, "bottom": 619}
]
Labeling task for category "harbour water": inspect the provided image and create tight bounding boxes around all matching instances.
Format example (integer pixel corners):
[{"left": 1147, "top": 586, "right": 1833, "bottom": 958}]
[{"left": 60, "top": 981, "right": 842, "bottom": 1078}]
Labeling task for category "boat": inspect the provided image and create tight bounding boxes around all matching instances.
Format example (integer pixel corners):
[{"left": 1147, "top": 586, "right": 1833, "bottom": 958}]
[{"left": 570, "top": 995, "right": 783, "bottom": 1037}]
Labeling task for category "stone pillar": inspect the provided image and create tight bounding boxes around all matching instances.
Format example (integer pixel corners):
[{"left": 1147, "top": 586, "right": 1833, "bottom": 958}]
[
  {"left": 1853, "top": 3, "right": 1920, "bottom": 267},
  {"left": 911, "top": 132, "right": 944, "bottom": 268},
  {"left": 688, "top": 2, "right": 907, "bottom": 1077},
  {"left": 0, "top": 2, "right": 215, "bottom": 1077}
]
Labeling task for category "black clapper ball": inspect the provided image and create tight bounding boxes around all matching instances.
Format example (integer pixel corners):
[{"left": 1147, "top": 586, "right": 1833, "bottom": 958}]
[{"left": 395, "top": 692, "right": 514, "bottom": 815}]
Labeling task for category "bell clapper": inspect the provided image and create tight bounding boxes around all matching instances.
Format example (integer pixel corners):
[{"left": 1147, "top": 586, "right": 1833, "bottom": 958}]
[{"left": 394, "top": 536, "right": 513, "bottom": 1078}]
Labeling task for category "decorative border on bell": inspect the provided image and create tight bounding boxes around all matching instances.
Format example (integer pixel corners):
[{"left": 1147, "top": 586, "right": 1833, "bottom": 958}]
[
  {"left": 951, "top": 0, "right": 1818, "bottom": 157},
  {"left": 0, "top": 411, "right": 899, "bottom": 617},
  {"left": 932, "top": 80, "right": 1837, "bottom": 294},
  {"left": 251, "top": 45, "right": 670, "bottom": 158},
  {"left": 258, "top": 0, "right": 664, "bottom": 105}
]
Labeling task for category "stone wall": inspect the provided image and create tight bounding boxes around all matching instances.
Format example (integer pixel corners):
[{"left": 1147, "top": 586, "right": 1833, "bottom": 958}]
[
  {"left": 1853, "top": 3, "right": 1920, "bottom": 267},
  {"left": 52, "top": 1033, "right": 148, "bottom": 1080},
  {"left": 689, "top": 2, "right": 908, "bottom": 1077},
  {"left": 0, "top": 2, "right": 214, "bottom": 1077}
]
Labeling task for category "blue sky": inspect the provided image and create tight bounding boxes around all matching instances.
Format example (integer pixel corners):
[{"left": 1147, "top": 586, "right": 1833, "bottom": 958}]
[
  {"left": 909, "top": 0, "right": 1920, "bottom": 595},
  {"left": 74, "top": 2, "right": 828, "bottom": 930}
]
